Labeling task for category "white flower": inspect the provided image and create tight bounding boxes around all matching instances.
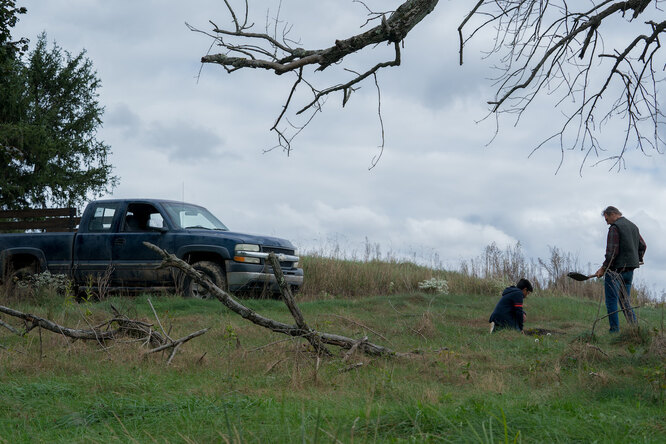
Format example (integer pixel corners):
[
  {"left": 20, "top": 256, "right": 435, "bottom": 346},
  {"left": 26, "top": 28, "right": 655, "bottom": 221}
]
[{"left": 417, "top": 277, "right": 449, "bottom": 295}]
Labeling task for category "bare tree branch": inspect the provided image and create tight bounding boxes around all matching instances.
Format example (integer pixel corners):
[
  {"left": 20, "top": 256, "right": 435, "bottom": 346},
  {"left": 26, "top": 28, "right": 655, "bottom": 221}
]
[
  {"left": 192, "top": 1, "right": 665, "bottom": 169},
  {"left": 459, "top": 0, "right": 666, "bottom": 170},
  {"left": 144, "top": 328, "right": 209, "bottom": 355},
  {"left": 191, "top": 0, "right": 439, "bottom": 155}
]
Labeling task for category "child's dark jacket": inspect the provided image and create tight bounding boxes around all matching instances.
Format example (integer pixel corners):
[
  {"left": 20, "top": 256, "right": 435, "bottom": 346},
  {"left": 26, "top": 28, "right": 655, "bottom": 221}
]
[{"left": 489, "top": 286, "right": 525, "bottom": 331}]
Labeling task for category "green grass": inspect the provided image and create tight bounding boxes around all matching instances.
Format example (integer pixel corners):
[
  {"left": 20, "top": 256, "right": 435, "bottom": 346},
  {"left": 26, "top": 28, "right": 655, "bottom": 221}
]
[{"left": 1, "top": 287, "right": 664, "bottom": 443}]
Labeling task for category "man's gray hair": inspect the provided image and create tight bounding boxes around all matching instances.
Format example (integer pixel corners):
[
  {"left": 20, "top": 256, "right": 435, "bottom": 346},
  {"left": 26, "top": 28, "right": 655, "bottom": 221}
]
[{"left": 602, "top": 206, "right": 622, "bottom": 216}]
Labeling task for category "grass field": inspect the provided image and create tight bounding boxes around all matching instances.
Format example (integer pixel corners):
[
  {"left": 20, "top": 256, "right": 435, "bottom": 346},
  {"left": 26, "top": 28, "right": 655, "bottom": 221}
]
[{"left": 0, "top": 261, "right": 665, "bottom": 443}]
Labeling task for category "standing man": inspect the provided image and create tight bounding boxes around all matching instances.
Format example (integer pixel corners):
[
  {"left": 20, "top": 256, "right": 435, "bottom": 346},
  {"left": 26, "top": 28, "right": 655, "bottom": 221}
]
[
  {"left": 489, "top": 278, "right": 533, "bottom": 333},
  {"left": 594, "top": 206, "right": 646, "bottom": 332}
]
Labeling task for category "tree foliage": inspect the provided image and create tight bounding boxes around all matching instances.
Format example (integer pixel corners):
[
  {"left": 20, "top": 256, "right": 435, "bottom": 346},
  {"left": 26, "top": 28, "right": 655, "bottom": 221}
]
[
  {"left": 195, "top": 0, "right": 665, "bottom": 169},
  {"left": 0, "top": 5, "right": 116, "bottom": 210},
  {"left": 0, "top": 0, "right": 28, "bottom": 61}
]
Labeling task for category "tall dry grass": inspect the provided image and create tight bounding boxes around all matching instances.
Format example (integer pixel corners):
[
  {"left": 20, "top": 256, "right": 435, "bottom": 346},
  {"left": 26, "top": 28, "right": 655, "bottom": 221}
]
[
  {"left": 300, "top": 255, "right": 446, "bottom": 299},
  {"left": 300, "top": 241, "right": 657, "bottom": 304},
  {"left": 0, "top": 241, "right": 656, "bottom": 305}
]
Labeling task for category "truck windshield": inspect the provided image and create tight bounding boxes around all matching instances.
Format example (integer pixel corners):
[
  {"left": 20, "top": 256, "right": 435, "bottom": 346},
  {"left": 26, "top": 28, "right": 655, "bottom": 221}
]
[{"left": 162, "top": 202, "right": 229, "bottom": 231}]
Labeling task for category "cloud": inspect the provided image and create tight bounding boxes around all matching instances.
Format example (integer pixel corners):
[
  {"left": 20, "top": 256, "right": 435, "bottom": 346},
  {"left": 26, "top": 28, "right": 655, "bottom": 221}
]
[
  {"left": 406, "top": 217, "right": 516, "bottom": 254},
  {"left": 273, "top": 202, "right": 390, "bottom": 235},
  {"left": 143, "top": 121, "right": 226, "bottom": 161},
  {"left": 104, "top": 103, "right": 141, "bottom": 131},
  {"left": 104, "top": 103, "right": 230, "bottom": 162}
]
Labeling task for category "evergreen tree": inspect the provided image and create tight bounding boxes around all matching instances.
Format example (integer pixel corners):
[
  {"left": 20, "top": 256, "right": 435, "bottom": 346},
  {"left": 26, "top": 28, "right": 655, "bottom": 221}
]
[{"left": 0, "top": 3, "right": 116, "bottom": 209}]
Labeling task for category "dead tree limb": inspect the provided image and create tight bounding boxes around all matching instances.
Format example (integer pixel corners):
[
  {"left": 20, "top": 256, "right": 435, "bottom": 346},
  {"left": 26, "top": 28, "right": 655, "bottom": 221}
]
[
  {"left": 144, "top": 242, "right": 399, "bottom": 357},
  {"left": 0, "top": 317, "right": 21, "bottom": 335},
  {"left": 322, "top": 313, "right": 390, "bottom": 343},
  {"left": 267, "top": 252, "right": 331, "bottom": 356},
  {"left": 0, "top": 303, "right": 207, "bottom": 365},
  {"left": 339, "top": 362, "right": 365, "bottom": 373},
  {"left": 144, "top": 328, "right": 210, "bottom": 355},
  {"left": 191, "top": 0, "right": 439, "bottom": 154},
  {"left": 110, "top": 304, "right": 166, "bottom": 348},
  {"left": 343, "top": 336, "right": 368, "bottom": 363},
  {"left": 0, "top": 304, "right": 120, "bottom": 340},
  {"left": 459, "top": 1, "right": 666, "bottom": 171}
]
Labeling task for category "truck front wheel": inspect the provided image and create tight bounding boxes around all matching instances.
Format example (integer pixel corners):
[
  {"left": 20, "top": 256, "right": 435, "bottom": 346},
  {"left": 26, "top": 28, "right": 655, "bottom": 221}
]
[
  {"left": 183, "top": 261, "right": 227, "bottom": 299},
  {"left": 3, "top": 260, "right": 38, "bottom": 284}
]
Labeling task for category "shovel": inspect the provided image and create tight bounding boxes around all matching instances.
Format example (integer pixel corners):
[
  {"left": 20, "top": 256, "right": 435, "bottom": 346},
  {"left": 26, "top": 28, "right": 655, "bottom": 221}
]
[{"left": 566, "top": 272, "right": 596, "bottom": 281}]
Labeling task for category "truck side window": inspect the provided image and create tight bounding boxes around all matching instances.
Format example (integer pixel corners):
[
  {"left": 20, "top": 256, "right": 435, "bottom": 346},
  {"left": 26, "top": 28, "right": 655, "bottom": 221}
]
[
  {"left": 88, "top": 204, "right": 119, "bottom": 232},
  {"left": 123, "top": 203, "right": 165, "bottom": 232}
]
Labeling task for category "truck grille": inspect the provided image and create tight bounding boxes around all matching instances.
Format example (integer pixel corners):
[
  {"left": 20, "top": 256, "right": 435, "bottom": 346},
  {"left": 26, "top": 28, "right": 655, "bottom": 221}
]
[{"left": 262, "top": 246, "right": 296, "bottom": 268}]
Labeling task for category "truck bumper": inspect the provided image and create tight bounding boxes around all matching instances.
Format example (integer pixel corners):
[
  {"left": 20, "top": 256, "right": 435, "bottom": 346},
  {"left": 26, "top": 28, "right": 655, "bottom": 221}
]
[{"left": 226, "top": 262, "right": 304, "bottom": 293}]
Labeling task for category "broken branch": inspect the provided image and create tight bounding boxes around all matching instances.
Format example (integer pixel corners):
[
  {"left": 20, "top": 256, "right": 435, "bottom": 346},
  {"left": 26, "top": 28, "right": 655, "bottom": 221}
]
[{"left": 143, "top": 242, "right": 399, "bottom": 357}]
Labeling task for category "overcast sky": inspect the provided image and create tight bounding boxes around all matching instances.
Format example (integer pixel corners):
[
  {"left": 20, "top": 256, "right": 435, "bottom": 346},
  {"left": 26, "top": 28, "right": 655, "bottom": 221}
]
[{"left": 13, "top": 1, "right": 666, "bottom": 296}]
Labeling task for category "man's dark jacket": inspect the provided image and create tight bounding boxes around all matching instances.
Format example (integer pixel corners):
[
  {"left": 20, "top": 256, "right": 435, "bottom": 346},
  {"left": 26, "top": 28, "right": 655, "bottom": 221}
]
[
  {"left": 489, "top": 286, "right": 525, "bottom": 331},
  {"left": 608, "top": 217, "right": 643, "bottom": 270}
]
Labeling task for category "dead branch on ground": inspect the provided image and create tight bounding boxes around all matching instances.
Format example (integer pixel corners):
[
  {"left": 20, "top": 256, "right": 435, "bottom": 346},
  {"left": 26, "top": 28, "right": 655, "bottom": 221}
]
[
  {"left": 0, "top": 304, "right": 120, "bottom": 340},
  {"left": 0, "top": 303, "right": 208, "bottom": 365},
  {"left": 144, "top": 327, "right": 210, "bottom": 365},
  {"left": 144, "top": 241, "right": 404, "bottom": 357}
]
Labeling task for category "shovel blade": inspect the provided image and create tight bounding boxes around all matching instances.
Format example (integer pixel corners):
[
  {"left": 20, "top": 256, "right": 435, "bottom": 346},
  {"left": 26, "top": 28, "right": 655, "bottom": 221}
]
[{"left": 567, "top": 272, "right": 592, "bottom": 281}]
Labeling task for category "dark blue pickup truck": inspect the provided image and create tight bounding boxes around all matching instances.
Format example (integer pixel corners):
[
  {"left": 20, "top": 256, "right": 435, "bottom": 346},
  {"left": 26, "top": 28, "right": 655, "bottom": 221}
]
[{"left": 0, "top": 199, "right": 303, "bottom": 297}]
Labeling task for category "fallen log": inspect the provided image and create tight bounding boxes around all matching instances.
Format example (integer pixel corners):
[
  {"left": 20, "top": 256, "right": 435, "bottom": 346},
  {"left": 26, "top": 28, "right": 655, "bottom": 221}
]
[
  {"left": 144, "top": 242, "right": 399, "bottom": 357},
  {"left": 0, "top": 304, "right": 119, "bottom": 340},
  {"left": 0, "top": 303, "right": 208, "bottom": 365},
  {"left": 266, "top": 251, "right": 331, "bottom": 356}
]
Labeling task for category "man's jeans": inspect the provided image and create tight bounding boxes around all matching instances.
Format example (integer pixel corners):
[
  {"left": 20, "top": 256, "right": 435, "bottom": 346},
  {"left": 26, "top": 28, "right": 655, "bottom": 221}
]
[{"left": 604, "top": 270, "right": 637, "bottom": 332}]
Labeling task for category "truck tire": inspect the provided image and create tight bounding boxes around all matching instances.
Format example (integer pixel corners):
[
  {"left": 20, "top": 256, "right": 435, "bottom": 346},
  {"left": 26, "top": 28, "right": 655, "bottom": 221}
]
[
  {"left": 183, "top": 261, "right": 227, "bottom": 299},
  {"left": 3, "top": 259, "right": 38, "bottom": 282},
  {"left": 2, "top": 260, "right": 39, "bottom": 295}
]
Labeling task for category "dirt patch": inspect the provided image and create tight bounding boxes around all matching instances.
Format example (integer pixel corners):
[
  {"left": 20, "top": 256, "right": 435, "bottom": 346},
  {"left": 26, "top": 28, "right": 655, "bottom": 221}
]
[{"left": 523, "top": 328, "right": 566, "bottom": 336}]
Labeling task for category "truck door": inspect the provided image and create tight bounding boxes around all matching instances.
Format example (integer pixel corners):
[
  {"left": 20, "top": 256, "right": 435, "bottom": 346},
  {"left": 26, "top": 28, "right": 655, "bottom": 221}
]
[
  {"left": 73, "top": 202, "right": 118, "bottom": 285},
  {"left": 111, "top": 202, "right": 173, "bottom": 287}
]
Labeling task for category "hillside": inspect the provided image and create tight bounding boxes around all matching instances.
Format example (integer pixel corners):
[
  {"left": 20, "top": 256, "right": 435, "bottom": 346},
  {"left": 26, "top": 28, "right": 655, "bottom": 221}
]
[{"left": 0, "top": 267, "right": 664, "bottom": 443}]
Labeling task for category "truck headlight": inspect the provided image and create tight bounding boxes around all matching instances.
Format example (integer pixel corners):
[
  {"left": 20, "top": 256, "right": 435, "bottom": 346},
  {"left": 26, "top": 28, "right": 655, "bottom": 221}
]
[{"left": 234, "top": 244, "right": 261, "bottom": 264}]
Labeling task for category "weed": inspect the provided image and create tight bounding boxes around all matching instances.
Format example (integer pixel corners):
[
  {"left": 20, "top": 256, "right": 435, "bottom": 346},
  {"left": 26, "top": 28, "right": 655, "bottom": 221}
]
[
  {"left": 467, "top": 409, "right": 522, "bottom": 444},
  {"left": 462, "top": 362, "right": 472, "bottom": 381},
  {"left": 610, "top": 326, "right": 652, "bottom": 347},
  {"left": 418, "top": 277, "right": 449, "bottom": 295},
  {"left": 8, "top": 270, "right": 73, "bottom": 306},
  {"left": 648, "top": 333, "right": 666, "bottom": 359},
  {"left": 572, "top": 330, "right": 597, "bottom": 344},
  {"left": 642, "top": 364, "right": 666, "bottom": 404},
  {"left": 222, "top": 323, "right": 240, "bottom": 350}
]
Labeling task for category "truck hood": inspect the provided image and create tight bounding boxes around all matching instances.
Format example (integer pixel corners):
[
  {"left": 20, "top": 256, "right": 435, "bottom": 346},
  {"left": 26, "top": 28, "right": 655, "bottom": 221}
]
[{"left": 184, "top": 229, "right": 296, "bottom": 249}]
